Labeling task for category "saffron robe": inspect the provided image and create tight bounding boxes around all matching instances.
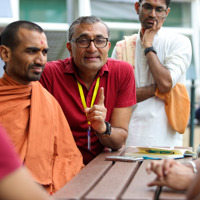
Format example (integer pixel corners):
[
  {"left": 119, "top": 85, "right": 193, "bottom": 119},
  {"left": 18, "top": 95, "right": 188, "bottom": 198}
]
[{"left": 0, "top": 73, "right": 84, "bottom": 193}]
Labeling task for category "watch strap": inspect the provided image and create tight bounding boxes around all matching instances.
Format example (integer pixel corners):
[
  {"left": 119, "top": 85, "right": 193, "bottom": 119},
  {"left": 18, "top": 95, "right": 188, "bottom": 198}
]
[
  {"left": 96, "top": 121, "right": 111, "bottom": 136},
  {"left": 144, "top": 46, "right": 157, "bottom": 56}
]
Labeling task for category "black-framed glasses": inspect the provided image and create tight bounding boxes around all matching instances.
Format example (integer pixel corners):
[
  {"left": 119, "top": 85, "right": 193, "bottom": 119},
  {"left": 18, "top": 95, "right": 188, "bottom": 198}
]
[
  {"left": 139, "top": 2, "right": 167, "bottom": 17},
  {"left": 70, "top": 37, "right": 109, "bottom": 48}
]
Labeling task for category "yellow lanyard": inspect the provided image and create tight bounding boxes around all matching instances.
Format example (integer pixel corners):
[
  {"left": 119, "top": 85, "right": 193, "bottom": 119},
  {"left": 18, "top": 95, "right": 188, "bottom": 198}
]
[
  {"left": 77, "top": 77, "right": 100, "bottom": 124},
  {"left": 77, "top": 77, "right": 100, "bottom": 151}
]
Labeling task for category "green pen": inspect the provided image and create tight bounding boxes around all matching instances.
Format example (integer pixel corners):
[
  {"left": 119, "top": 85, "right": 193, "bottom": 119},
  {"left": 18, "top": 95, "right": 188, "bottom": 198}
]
[{"left": 148, "top": 150, "right": 174, "bottom": 154}]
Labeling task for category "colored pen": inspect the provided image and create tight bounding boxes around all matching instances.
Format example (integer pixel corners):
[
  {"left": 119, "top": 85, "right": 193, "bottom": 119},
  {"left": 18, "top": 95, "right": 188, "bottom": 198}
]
[{"left": 148, "top": 150, "right": 174, "bottom": 154}]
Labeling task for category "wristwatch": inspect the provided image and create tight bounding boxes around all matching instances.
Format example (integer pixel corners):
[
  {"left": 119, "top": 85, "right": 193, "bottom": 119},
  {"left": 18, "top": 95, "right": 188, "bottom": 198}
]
[
  {"left": 144, "top": 46, "right": 157, "bottom": 56},
  {"left": 97, "top": 121, "right": 111, "bottom": 136}
]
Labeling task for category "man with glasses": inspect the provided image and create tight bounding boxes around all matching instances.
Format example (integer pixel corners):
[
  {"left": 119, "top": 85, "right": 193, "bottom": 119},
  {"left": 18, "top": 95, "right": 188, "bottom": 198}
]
[
  {"left": 112, "top": 0, "right": 192, "bottom": 147},
  {"left": 40, "top": 16, "right": 136, "bottom": 165}
]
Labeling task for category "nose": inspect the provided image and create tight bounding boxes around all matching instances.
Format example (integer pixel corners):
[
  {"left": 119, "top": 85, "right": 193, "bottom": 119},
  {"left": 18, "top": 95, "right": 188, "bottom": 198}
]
[
  {"left": 86, "top": 40, "right": 97, "bottom": 52},
  {"left": 35, "top": 52, "right": 47, "bottom": 66},
  {"left": 150, "top": 8, "right": 156, "bottom": 17}
]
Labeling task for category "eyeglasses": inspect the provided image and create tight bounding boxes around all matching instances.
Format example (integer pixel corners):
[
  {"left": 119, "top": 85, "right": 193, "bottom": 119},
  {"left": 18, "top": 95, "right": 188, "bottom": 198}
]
[
  {"left": 139, "top": 3, "right": 167, "bottom": 17},
  {"left": 70, "top": 37, "right": 109, "bottom": 48}
]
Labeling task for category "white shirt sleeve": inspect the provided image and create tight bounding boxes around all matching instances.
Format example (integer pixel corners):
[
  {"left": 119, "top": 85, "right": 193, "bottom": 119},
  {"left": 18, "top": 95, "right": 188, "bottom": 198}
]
[
  {"left": 111, "top": 46, "right": 117, "bottom": 59},
  {"left": 163, "top": 34, "right": 192, "bottom": 87}
]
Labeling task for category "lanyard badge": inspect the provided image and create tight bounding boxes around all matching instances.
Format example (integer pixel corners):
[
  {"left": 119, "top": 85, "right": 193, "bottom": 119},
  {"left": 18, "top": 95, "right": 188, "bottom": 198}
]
[{"left": 77, "top": 77, "right": 100, "bottom": 151}]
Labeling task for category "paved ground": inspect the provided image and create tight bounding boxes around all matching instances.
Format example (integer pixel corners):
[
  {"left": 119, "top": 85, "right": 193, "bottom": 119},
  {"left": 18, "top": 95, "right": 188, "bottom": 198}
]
[{"left": 183, "top": 125, "right": 200, "bottom": 153}]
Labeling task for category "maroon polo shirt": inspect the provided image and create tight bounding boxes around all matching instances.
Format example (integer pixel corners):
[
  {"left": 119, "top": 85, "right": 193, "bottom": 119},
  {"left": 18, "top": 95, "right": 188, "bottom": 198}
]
[{"left": 40, "top": 57, "right": 136, "bottom": 164}]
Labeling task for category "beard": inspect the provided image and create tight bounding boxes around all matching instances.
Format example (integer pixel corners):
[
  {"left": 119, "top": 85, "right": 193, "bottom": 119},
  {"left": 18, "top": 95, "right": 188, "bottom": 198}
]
[
  {"left": 26, "top": 64, "right": 44, "bottom": 82},
  {"left": 142, "top": 17, "right": 158, "bottom": 29}
]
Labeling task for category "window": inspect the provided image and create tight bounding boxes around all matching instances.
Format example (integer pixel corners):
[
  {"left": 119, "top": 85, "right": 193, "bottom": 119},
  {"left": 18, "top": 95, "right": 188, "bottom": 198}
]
[
  {"left": 0, "top": 0, "right": 19, "bottom": 24},
  {"left": 20, "top": 0, "right": 67, "bottom": 23}
]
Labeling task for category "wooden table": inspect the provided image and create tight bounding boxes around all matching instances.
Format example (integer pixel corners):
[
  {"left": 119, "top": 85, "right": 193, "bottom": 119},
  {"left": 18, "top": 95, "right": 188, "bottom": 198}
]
[{"left": 54, "top": 146, "right": 192, "bottom": 200}]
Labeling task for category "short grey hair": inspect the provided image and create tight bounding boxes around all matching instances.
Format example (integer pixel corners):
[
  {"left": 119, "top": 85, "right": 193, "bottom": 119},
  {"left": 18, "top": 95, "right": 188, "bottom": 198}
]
[{"left": 68, "top": 16, "right": 110, "bottom": 41}]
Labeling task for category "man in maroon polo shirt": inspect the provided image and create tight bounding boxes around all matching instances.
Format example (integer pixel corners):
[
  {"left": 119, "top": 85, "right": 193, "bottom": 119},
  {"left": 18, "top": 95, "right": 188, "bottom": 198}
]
[{"left": 40, "top": 16, "right": 136, "bottom": 165}]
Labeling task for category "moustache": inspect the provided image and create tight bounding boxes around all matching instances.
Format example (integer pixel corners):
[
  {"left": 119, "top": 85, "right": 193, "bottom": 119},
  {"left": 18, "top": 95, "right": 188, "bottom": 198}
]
[{"left": 28, "top": 64, "right": 45, "bottom": 70}]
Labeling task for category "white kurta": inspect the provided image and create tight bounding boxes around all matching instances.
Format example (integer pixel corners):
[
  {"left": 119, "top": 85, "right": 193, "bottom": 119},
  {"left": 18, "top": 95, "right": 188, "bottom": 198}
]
[{"left": 112, "top": 28, "right": 192, "bottom": 147}]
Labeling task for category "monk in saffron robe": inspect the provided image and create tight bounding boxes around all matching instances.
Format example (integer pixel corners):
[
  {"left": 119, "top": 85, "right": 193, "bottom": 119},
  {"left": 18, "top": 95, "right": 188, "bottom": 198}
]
[{"left": 0, "top": 20, "right": 84, "bottom": 193}]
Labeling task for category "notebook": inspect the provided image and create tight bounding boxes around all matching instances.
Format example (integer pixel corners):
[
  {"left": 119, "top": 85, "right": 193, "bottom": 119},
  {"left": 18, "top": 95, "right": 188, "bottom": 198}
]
[{"left": 125, "top": 147, "right": 196, "bottom": 160}]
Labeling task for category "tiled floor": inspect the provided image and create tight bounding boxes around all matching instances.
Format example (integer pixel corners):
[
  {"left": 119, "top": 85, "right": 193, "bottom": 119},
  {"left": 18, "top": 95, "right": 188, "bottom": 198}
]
[{"left": 183, "top": 126, "right": 200, "bottom": 152}]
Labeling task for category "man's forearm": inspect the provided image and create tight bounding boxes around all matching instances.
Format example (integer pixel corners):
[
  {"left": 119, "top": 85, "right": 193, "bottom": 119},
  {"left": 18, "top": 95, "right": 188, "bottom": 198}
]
[
  {"left": 146, "top": 53, "right": 172, "bottom": 93},
  {"left": 97, "top": 127, "right": 127, "bottom": 150},
  {"left": 136, "top": 84, "right": 157, "bottom": 103}
]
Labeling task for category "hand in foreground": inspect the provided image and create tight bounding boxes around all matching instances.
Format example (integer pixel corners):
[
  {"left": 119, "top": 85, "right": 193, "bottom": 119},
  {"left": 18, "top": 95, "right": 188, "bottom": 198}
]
[
  {"left": 85, "top": 87, "right": 107, "bottom": 133},
  {"left": 146, "top": 160, "right": 195, "bottom": 191}
]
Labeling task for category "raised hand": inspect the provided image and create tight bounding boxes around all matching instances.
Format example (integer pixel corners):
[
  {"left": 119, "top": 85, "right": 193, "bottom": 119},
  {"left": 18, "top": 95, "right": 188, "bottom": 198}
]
[
  {"left": 142, "top": 17, "right": 166, "bottom": 48},
  {"left": 85, "top": 87, "right": 107, "bottom": 133}
]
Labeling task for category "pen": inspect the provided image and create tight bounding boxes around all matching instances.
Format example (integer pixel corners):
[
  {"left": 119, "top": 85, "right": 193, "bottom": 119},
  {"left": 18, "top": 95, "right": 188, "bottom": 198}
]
[
  {"left": 143, "top": 156, "right": 161, "bottom": 160},
  {"left": 148, "top": 150, "right": 174, "bottom": 154}
]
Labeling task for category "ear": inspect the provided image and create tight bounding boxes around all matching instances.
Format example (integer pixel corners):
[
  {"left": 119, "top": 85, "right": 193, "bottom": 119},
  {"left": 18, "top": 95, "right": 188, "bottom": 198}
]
[
  {"left": 66, "top": 42, "right": 73, "bottom": 57},
  {"left": 135, "top": 2, "right": 140, "bottom": 14},
  {"left": 108, "top": 42, "right": 111, "bottom": 50},
  {"left": 0, "top": 45, "right": 11, "bottom": 62},
  {"left": 165, "top": 7, "right": 170, "bottom": 18}
]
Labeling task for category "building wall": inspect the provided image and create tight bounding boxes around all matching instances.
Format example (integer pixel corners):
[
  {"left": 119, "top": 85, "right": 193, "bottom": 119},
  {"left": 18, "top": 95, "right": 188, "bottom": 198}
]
[{"left": 0, "top": 0, "right": 199, "bottom": 80}]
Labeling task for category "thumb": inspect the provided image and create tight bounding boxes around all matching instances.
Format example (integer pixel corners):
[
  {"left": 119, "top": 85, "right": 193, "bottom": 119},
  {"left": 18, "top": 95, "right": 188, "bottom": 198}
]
[{"left": 97, "top": 87, "right": 105, "bottom": 105}]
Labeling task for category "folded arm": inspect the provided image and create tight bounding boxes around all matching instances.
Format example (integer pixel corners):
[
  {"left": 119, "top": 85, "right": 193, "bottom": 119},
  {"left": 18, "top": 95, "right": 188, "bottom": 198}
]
[
  {"left": 142, "top": 20, "right": 173, "bottom": 94},
  {"left": 136, "top": 84, "right": 157, "bottom": 103}
]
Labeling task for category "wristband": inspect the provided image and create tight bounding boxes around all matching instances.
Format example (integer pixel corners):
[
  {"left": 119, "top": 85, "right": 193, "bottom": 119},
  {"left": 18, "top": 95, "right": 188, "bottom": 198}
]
[
  {"left": 144, "top": 46, "right": 157, "bottom": 56},
  {"left": 188, "top": 161, "right": 198, "bottom": 173}
]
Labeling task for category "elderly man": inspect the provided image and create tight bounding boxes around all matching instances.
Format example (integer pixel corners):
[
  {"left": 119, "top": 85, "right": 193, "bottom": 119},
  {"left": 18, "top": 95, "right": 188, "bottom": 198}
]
[
  {"left": 40, "top": 16, "right": 136, "bottom": 165},
  {"left": 0, "top": 20, "right": 83, "bottom": 193}
]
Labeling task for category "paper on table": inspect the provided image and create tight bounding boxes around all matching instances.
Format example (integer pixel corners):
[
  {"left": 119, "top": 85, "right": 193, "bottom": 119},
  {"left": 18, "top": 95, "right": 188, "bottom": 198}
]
[{"left": 125, "top": 147, "right": 196, "bottom": 159}]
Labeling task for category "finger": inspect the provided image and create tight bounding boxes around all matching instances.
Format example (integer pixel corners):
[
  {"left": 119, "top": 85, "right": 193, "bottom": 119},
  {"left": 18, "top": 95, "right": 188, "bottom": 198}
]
[
  {"left": 97, "top": 87, "right": 105, "bottom": 106},
  {"left": 85, "top": 105, "right": 106, "bottom": 117},
  {"left": 163, "top": 160, "right": 171, "bottom": 175},
  {"left": 92, "top": 115, "right": 104, "bottom": 122},
  {"left": 163, "top": 159, "right": 176, "bottom": 175},
  {"left": 85, "top": 107, "right": 90, "bottom": 113},
  {"left": 147, "top": 179, "right": 164, "bottom": 187},
  {"left": 148, "top": 161, "right": 165, "bottom": 178},
  {"left": 153, "top": 20, "right": 157, "bottom": 29},
  {"left": 146, "top": 163, "right": 152, "bottom": 174},
  {"left": 155, "top": 163, "right": 165, "bottom": 178}
]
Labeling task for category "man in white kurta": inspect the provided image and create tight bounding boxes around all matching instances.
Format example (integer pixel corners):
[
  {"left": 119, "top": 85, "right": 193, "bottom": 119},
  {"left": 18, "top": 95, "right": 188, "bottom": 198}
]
[{"left": 112, "top": 0, "right": 192, "bottom": 147}]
